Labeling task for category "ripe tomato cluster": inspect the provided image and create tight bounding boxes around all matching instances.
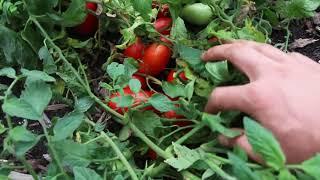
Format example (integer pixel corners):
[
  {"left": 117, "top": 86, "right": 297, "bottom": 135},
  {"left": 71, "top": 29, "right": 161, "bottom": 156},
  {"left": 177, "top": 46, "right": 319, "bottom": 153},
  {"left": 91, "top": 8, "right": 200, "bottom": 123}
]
[{"left": 107, "top": 3, "right": 192, "bottom": 160}]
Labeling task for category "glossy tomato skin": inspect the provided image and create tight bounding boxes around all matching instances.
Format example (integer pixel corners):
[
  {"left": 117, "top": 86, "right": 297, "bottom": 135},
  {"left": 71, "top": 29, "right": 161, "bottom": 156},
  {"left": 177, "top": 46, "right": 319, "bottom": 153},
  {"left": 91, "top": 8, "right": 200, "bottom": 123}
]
[
  {"left": 108, "top": 88, "right": 152, "bottom": 114},
  {"left": 132, "top": 75, "right": 147, "bottom": 89},
  {"left": 154, "top": 17, "right": 172, "bottom": 35},
  {"left": 138, "top": 43, "right": 171, "bottom": 76},
  {"left": 124, "top": 38, "right": 145, "bottom": 60},
  {"left": 167, "top": 70, "right": 188, "bottom": 83},
  {"left": 74, "top": 2, "right": 98, "bottom": 36}
]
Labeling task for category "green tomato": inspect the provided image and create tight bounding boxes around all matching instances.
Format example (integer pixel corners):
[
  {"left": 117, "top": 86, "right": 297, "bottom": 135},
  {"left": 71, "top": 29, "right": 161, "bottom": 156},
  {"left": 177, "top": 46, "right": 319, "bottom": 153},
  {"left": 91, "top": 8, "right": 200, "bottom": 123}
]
[{"left": 181, "top": 3, "right": 214, "bottom": 26}]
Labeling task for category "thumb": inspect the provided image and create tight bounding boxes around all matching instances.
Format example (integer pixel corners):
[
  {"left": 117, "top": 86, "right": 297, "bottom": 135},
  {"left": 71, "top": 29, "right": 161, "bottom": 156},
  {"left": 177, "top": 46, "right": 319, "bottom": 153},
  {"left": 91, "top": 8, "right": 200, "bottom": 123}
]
[{"left": 218, "top": 130, "right": 264, "bottom": 164}]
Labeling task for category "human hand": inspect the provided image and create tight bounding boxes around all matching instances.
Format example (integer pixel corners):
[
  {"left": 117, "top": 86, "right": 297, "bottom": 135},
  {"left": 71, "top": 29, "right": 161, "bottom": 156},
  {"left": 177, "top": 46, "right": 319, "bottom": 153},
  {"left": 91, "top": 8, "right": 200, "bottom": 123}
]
[{"left": 202, "top": 40, "right": 320, "bottom": 164}]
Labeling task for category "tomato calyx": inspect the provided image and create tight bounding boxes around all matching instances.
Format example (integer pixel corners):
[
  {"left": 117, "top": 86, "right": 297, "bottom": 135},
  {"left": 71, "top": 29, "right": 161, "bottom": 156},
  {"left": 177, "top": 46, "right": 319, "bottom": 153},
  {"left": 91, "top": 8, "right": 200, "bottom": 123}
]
[{"left": 167, "top": 70, "right": 188, "bottom": 83}]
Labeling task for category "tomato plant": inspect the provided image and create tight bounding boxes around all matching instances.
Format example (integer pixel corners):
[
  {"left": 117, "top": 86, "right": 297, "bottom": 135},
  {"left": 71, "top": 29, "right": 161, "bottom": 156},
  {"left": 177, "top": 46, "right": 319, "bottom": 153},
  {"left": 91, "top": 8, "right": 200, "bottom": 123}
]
[{"left": 1, "top": 0, "right": 319, "bottom": 180}]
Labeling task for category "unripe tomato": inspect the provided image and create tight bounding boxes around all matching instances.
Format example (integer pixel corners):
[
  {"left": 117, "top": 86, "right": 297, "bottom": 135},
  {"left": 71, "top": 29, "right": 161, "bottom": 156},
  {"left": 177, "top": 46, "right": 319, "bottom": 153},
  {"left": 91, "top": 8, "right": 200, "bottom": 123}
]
[
  {"left": 108, "top": 88, "right": 152, "bottom": 114},
  {"left": 124, "top": 37, "right": 145, "bottom": 60},
  {"left": 181, "top": 3, "right": 214, "bottom": 26},
  {"left": 132, "top": 75, "right": 147, "bottom": 89},
  {"left": 167, "top": 70, "right": 188, "bottom": 83},
  {"left": 154, "top": 17, "right": 172, "bottom": 35},
  {"left": 74, "top": 2, "right": 99, "bottom": 36},
  {"left": 138, "top": 43, "right": 172, "bottom": 76}
]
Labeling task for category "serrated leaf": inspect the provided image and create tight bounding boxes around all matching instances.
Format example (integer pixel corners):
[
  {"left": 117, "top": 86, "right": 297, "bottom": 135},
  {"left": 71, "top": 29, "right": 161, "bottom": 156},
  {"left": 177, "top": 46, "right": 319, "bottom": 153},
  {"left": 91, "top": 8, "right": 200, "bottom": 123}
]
[
  {"left": 244, "top": 117, "right": 286, "bottom": 170},
  {"left": 24, "top": 0, "right": 58, "bottom": 15},
  {"left": 228, "top": 153, "right": 259, "bottom": 180},
  {"left": 52, "top": 140, "right": 95, "bottom": 167},
  {"left": 132, "top": 111, "right": 161, "bottom": 137},
  {"left": 21, "top": 68, "right": 56, "bottom": 84},
  {"left": 2, "top": 80, "right": 52, "bottom": 120},
  {"left": 73, "top": 167, "right": 103, "bottom": 180},
  {"left": 202, "top": 113, "right": 241, "bottom": 138},
  {"left": 130, "top": 0, "right": 152, "bottom": 21},
  {"left": 129, "top": 79, "right": 141, "bottom": 93},
  {"left": 171, "top": 17, "right": 188, "bottom": 40},
  {"left": 111, "top": 95, "right": 134, "bottom": 108},
  {"left": 38, "top": 46, "right": 57, "bottom": 74},
  {"left": 107, "top": 62, "right": 125, "bottom": 80},
  {"left": 185, "top": 80, "right": 195, "bottom": 101},
  {"left": 148, "top": 93, "right": 175, "bottom": 112},
  {"left": 61, "top": 0, "right": 87, "bottom": 27},
  {"left": 8, "top": 126, "right": 41, "bottom": 156},
  {"left": 165, "top": 143, "right": 201, "bottom": 171},
  {"left": 0, "top": 67, "right": 16, "bottom": 79},
  {"left": 205, "top": 61, "right": 232, "bottom": 84},
  {"left": 75, "top": 96, "right": 94, "bottom": 113},
  {"left": 162, "top": 82, "right": 186, "bottom": 98},
  {"left": 53, "top": 111, "right": 85, "bottom": 141},
  {"left": 301, "top": 154, "right": 320, "bottom": 180}
]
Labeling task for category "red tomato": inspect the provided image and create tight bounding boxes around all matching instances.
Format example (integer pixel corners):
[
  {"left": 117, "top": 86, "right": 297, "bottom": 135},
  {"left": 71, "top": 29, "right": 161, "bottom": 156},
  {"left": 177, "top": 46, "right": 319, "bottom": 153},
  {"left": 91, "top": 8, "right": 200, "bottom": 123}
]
[
  {"left": 74, "top": 2, "right": 99, "bottom": 36},
  {"left": 124, "top": 38, "right": 145, "bottom": 60},
  {"left": 154, "top": 17, "right": 172, "bottom": 35},
  {"left": 108, "top": 88, "right": 152, "bottom": 114},
  {"left": 147, "top": 149, "right": 158, "bottom": 160},
  {"left": 167, "top": 70, "right": 188, "bottom": 83},
  {"left": 132, "top": 75, "right": 147, "bottom": 89},
  {"left": 164, "top": 110, "right": 192, "bottom": 127},
  {"left": 138, "top": 43, "right": 172, "bottom": 76},
  {"left": 157, "top": 4, "right": 170, "bottom": 18}
]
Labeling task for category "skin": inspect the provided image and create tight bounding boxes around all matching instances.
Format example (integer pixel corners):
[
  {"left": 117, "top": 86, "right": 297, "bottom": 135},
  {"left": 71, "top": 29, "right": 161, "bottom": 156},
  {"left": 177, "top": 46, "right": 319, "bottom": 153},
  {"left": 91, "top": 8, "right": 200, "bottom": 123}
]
[{"left": 201, "top": 40, "right": 320, "bottom": 164}]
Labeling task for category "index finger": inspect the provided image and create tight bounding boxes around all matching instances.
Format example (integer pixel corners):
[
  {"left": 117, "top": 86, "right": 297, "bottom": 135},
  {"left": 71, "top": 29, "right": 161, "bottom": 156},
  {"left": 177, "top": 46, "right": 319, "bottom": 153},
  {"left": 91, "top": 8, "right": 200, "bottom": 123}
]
[{"left": 202, "top": 43, "right": 272, "bottom": 80}]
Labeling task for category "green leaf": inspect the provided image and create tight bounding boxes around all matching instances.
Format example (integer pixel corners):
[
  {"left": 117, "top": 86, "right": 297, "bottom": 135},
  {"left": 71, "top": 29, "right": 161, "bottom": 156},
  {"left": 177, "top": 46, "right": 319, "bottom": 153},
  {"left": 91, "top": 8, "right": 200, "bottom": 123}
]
[
  {"left": 205, "top": 61, "right": 232, "bottom": 84},
  {"left": 171, "top": 17, "right": 188, "bottom": 40},
  {"left": 177, "top": 44, "right": 208, "bottom": 79},
  {"left": 21, "top": 68, "right": 56, "bottom": 84},
  {"left": 185, "top": 80, "right": 195, "bottom": 101},
  {"left": 228, "top": 153, "right": 259, "bottom": 180},
  {"left": 53, "top": 111, "right": 85, "bottom": 141},
  {"left": 75, "top": 97, "right": 94, "bottom": 113},
  {"left": 2, "top": 80, "right": 52, "bottom": 120},
  {"left": 21, "top": 20, "right": 43, "bottom": 53},
  {"left": 73, "top": 167, "right": 103, "bottom": 180},
  {"left": 8, "top": 126, "right": 41, "bottom": 156},
  {"left": 111, "top": 95, "right": 134, "bottom": 108},
  {"left": 107, "top": 62, "right": 125, "bottom": 80},
  {"left": 195, "top": 78, "right": 213, "bottom": 97},
  {"left": 237, "top": 20, "right": 266, "bottom": 43},
  {"left": 129, "top": 79, "right": 141, "bottom": 94},
  {"left": 278, "top": 168, "right": 297, "bottom": 180},
  {"left": 0, "top": 25, "right": 37, "bottom": 68},
  {"left": 301, "top": 154, "right": 320, "bottom": 180},
  {"left": 116, "top": 17, "right": 145, "bottom": 49},
  {"left": 0, "top": 122, "right": 7, "bottom": 135},
  {"left": 148, "top": 93, "right": 175, "bottom": 112},
  {"left": 162, "top": 82, "right": 186, "bottom": 98},
  {"left": 202, "top": 113, "right": 241, "bottom": 138},
  {"left": 38, "top": 46, "right": 57, "bottom": 74},
  {"left": 276, "top": 0, "right": 320, "bottom": 19},
  {"left": 244, "top": 117, "right": 286, "bottom": 170},
  {"left": 202, "top": 169, "right": 215, "bottom": 180},
  {"left": 24, "top": 0, "right": 58, "bottom": 15},
  {"left": 132, "top": 111, "right": 162, "bottom": 137},
  {"left": 52, "top": 140, "right": 95, "bottom": 167},
  {"left": 61, "top": 0, "right": 87, "bottom": 27},
  {"left": 165, "top": 143, "right": 201, "bottom": 171},
  {"left": 130, "top": 0, "right": 152, "bottom": 21},
  {"left": 0, "top": 67, "right": 16, "bottom": 79}
]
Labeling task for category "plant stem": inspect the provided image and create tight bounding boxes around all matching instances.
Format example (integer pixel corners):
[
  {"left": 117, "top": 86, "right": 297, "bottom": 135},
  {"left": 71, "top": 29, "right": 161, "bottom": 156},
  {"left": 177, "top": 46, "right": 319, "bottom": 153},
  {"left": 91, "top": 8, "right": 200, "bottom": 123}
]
[
  {"left": 181, "top": 171, "right": 201, "bottom": 180},
  {"left": 287, "top": 164, "right": 302, "bottom": 170},
  {"left": 19, "top": 156, "right": 39, "bottom": 180},
  {"left": 175, "top": 123, "right": 205, "bottom": 145},
  {"left": 129, "top": 122, "right": 172, "bottom": 159},
  {"left": 39, "top": 119, "right": 69, "bottom": 179},
  {"left": 100, "top": 132, "right": 139, "bottom": 180},
  {"left": 203, "top": 158, "right": 236, "bottom": 180},
  {"left": 283, "top": 21, "right": 291, "bottom": 52},
  {"left": 206, "top": 153, "right": 261, "bottom": 169},
  {"left": 5, "top": 115, "right": 13, "bottom": 130}
]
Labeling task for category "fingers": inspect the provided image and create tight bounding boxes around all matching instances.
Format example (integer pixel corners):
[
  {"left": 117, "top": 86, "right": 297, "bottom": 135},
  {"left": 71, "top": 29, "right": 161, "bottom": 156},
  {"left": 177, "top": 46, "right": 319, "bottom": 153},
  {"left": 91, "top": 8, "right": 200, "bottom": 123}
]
[
  {"left": 205, "top": 85, "right": 253, "bottom": 114},
  {"left": 202, "top": 43, "right": 272, "bottom": 80},
  {"left": 218, "top": 132, "right": 264, "bottom": 164}
]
